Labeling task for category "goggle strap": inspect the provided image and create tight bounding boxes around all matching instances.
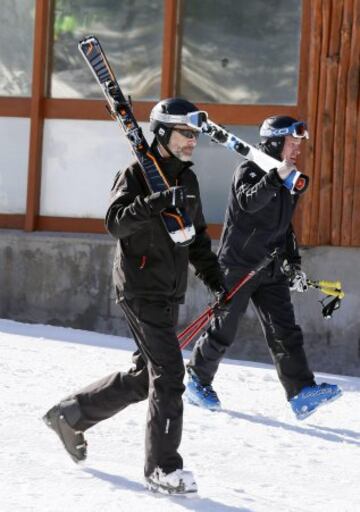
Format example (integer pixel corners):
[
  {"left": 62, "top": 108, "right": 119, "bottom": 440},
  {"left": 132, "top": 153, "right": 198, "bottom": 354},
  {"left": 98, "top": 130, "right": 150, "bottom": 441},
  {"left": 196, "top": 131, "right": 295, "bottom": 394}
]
[
  {"left": 261, "top": 122, "right": 308, "bottom": 139},
  {"left": 152, "top": 110, "right": 208, "bottom": 130}
]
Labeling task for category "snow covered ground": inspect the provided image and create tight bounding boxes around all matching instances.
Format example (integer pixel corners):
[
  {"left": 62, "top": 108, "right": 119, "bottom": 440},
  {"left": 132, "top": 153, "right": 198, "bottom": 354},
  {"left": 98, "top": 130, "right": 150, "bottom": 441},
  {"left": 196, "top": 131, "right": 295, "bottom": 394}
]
[{"left": 1, "top": 318, "right": 359, "bottom": 512}]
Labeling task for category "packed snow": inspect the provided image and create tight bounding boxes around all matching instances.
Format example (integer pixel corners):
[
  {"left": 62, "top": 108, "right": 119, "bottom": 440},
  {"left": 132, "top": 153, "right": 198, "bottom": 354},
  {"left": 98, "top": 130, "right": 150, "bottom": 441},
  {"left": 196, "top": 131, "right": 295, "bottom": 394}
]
[{"left": 1, "top": 318, "right": 359, "bottom": 512}]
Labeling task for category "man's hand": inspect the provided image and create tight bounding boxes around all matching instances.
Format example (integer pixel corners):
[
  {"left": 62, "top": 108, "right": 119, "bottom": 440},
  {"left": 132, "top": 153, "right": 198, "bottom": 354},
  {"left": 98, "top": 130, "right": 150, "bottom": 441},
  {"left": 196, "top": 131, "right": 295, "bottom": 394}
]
[
  {"left": 276, "top": 160, "right": 296, "bottom": 181},
  {"left": 211, "top": 283, "right": 230, "bottom": 311},
  {"left": 145, "top": 186, "right": 187, "bottom": 213},
  {"left": 289, "top": 269, "right": 308, "bottom": 292},
  {"left": 282, "top": 260, "right": 308, "bottom": 292}
]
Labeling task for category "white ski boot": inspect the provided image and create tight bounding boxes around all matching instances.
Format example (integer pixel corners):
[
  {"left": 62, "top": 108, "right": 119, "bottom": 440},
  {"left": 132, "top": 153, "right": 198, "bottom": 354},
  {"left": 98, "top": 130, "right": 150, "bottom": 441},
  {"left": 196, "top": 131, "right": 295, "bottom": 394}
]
[{"left": 146, "top": 467, "right": 197, "bottom": 496}]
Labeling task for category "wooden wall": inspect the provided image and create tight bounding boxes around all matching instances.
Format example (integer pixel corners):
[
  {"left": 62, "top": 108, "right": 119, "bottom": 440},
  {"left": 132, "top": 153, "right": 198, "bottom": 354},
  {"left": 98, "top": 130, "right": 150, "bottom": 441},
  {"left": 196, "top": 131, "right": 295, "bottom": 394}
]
[
  {"left": 1, "top": 0, "right": 359, "bottom": 247},
  {"left": 295, "top": 0, "right": 360, "bottom": 246}
]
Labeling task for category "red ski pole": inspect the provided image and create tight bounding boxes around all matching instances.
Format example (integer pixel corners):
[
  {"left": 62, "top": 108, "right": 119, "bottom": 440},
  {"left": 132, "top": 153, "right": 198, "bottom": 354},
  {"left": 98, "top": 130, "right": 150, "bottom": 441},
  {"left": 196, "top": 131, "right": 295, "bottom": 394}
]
[{"left": 178, "top": 250, "right": 278, "bottom": 350}]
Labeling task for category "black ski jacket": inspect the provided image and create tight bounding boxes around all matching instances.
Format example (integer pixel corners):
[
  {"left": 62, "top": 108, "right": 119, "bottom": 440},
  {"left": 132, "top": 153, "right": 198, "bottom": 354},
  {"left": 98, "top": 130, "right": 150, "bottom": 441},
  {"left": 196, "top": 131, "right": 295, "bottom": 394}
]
[
  {"left": 218, "top": 160, "right": 301, "bottom": 269},
  {"left": 105, "top": 145, "right": 223, "bottom": 303}
]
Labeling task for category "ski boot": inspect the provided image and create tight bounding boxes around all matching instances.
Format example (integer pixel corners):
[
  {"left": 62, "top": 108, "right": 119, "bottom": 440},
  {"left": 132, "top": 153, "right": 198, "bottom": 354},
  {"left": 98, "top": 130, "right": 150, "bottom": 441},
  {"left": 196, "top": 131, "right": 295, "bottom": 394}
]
[
  {"left": 146, "top": 467, "right": 197, "bottom": 496},
  {"left": 290, "top": 382, "right": 342, "bottom": 420},
  {"left": 185, "top": 368, "right": 221, "bottom": 411},
  {"left": 43, "top": 398, "right": 87, "bottom": 463}
]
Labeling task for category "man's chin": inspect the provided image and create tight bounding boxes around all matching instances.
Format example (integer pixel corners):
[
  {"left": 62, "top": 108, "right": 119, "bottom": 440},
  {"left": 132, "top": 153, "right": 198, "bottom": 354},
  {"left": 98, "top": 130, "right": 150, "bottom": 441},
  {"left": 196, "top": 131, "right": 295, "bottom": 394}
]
[{"left": 176, "top": 152, "right": 193, "bottom": 162}]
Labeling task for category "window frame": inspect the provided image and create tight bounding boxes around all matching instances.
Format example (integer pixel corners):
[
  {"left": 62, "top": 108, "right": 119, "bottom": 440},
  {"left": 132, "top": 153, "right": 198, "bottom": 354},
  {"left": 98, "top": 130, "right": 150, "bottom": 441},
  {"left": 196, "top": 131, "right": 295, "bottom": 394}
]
[{"left": 0, "top": 0, "right": 309, "bottom": 238}]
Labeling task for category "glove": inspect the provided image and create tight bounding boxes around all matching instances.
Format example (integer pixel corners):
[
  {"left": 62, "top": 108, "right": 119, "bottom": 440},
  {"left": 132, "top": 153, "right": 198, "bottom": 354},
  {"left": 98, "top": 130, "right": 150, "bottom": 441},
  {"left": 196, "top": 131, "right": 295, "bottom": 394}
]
[
  {"left": 145, "top": 186, "right": 187, "bottom": 214},
  {"left": 276, "top": 161, "right": 309, "bottom": 195},
  {"left": 276, "top": 160, "right": 296, "bottom": 181},
  {"left": 289, "top": 269, "right": 308, "bottom": 292},
  {"left": 282, "top": 260, "right": 308, "bottom": 292},
  {"left": 208, "top": 282, "right": 231, "bottom": 330},
  {"left": 210, "top": 282, "right": 231, "bottom": 311}
]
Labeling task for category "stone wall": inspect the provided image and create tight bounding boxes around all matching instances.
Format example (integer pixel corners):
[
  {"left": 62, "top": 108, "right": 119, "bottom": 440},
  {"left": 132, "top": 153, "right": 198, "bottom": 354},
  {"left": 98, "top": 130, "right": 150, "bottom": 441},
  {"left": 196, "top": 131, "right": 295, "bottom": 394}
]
[{"left": 0, "top": 229, "right": 359, "bottom": 376}]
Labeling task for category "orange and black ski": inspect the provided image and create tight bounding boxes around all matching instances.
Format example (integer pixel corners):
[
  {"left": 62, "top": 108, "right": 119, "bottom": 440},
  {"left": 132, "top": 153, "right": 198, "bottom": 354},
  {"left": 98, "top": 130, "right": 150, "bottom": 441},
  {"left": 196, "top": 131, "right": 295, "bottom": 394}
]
[{"left": 78, "top": 35, "right": 195, "bottom": 246}]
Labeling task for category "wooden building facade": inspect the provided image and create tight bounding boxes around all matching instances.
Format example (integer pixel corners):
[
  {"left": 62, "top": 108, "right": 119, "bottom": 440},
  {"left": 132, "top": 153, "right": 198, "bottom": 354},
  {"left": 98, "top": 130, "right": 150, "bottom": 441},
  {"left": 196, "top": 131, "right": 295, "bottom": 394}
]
[{"left": 0, "top": 0, "right": 359, "bottom": 246}]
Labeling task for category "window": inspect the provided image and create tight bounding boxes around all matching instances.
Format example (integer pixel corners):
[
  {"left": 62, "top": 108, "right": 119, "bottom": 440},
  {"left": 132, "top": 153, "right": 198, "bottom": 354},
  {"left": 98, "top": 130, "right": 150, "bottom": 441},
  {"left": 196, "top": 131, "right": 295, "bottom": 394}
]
[
  {"left": 179, "top": 0, "right": 301, "bottom": 104},
  {"left": 0, "top": 0, "right": 36, "bottom": 96},
  {"left": 50, "top": 0, "right": 164, "bottom": 100}
]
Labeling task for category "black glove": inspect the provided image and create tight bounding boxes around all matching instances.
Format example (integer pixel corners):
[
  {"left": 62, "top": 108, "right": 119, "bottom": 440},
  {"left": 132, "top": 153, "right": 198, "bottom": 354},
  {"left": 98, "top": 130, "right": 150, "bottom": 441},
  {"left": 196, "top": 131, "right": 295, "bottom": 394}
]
[
  {"left": 208, "top": 282, "right": 231, "bottom": 330},
  {"left": 210, "top": 282, "right": 230, "bottom": 311},
  {"left": 145, "top": 186, "right": 187, "bottom": 214}
]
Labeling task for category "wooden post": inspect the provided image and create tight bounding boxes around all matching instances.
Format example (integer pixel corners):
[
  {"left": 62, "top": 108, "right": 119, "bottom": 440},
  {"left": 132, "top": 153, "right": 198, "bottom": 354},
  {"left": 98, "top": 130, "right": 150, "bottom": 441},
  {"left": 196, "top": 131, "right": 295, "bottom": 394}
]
[
  {"left": 341, "top": 0, "right": 360, "bottom": 245},
  {"left": 161, "top": 0, "right": 180, "bottom": 98},
  {"left": 293, "top": 0, "right": 312, "bottom": 244},
  {"left": 331, "top": 0, "right": 353, "bottom": 245},
  {"left": 317, "top": 0, "right": 343, "bottom": 245},
  {"left": 24, "top": 0, "right": 51, "bottom": 232},
  {"left": 302, "top": 0, "right": 322, "bottom": 245}
]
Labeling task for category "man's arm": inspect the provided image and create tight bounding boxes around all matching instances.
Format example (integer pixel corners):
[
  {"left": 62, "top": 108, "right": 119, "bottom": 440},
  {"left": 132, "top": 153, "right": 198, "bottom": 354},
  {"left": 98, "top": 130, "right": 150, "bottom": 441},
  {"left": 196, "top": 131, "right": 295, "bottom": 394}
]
[
  {"left": 282, "top": 223, "right": 308, "bottom": 292},
  {"left": 106, "top": 166, "right": 186, "bottom": 239},
  {"left": 285, "top": 223, "right": 301, "bottom": 265},
  {"left": 234, "top": 162, "right": 283, "bottom": 213},
  {"left": 105, "top": 166, "right": 153, "bottom": 239}
]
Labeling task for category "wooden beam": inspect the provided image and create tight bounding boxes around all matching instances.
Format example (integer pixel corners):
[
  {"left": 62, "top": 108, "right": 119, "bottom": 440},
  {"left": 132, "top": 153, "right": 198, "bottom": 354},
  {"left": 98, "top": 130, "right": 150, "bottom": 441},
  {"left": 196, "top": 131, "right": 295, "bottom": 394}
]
[
  {"left": 24, "top": 0, "right": 51, "bottom": 232},
  {"left": 301, "top": 0, "right": 322, "bottom": 244},
  {"left": 36, "top": 216, "right": 106, "bottom": 234},
  {"left": 42, "top": 98, "right": 298, "bottom": 125},
  {"left": 161, "top": 0, "right": 179, "bottom": 98},
  {"left": 0, "top": 98, "right": 31, "bottom": 117},
  {"left": 196, "top": 104, "right": 298, "bottom": 125},
  {"left": 206, "top": 224, "right": 223, "bottom": 240},
  {"left": 34, "top": 216, "right": 224, "bottom": 240},
  {"left": 292, "top": 0, "right": 311, "bottom": 243},
  {"left": 331, "top": 0, "right": 353, "bottom": 245},
  {"left": 352, "top": 98, "right": 360, "bottom": 246},
  {"left": 317, "top": 0, "right": 343, "bottom": 245},
  {"left": 44, "top": 99, "right": 155, "bottom": 121},
  {"left": 308, "top": 0, "right": 331, "bottom": 244},
  {"left": 341, "top": 0, "right": 360, "bottom": 245},
  {"left": 0, "top": 215, "right": 25, "bottom": 230}
]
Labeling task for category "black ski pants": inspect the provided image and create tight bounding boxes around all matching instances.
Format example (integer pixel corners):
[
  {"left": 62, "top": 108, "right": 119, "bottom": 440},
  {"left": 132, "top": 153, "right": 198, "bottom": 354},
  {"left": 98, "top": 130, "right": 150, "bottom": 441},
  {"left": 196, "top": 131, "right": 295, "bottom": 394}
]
[
  {"left": 66, "top": 298, "right": 185, "bottom": 477},
  {"left": 188, "top": 264, "right": 315, "bottom": 400}
]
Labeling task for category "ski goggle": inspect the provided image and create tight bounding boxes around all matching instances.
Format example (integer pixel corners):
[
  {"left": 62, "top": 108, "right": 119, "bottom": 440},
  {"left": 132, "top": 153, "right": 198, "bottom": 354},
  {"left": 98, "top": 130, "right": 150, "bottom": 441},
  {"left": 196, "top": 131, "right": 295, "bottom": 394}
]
[
  {"left": 261, "top": 121, "right": 309, "bottom": 139},
  {"left": 152, "top": 110, "right": 208, "bottom": 131},
  {"left": 173, "top": 128, "right": 200, "bottom": 139}
]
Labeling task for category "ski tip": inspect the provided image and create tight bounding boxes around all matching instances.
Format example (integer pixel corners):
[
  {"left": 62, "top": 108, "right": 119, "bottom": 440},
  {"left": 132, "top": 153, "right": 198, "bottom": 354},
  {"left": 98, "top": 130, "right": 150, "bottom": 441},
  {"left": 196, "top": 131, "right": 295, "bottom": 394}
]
[{"left": 78, "top": 34, "right": 99, "bottom": 52}]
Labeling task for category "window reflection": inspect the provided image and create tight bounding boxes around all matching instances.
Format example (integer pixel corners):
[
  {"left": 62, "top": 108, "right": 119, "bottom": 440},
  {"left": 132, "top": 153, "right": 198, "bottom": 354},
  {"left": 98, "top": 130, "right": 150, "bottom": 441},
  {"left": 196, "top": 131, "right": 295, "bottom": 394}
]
[
  {"left": 50, "top": 0, "right": 163, "bottom": 100},
  {"left": 179, "top": 0, "right": 301, "bottom": 104},
  {"left": 0, "top": 0, "right": 35, "bottom": 97}
]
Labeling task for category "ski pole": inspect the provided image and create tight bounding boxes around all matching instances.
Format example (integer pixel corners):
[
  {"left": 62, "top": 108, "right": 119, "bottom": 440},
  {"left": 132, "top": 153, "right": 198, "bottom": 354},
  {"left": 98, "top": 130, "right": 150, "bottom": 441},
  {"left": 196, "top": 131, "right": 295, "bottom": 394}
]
[
  {"left": 307, "top": 279, "right": 345, "bottom": 299},
  {"left": 178, "top": 250, "right": 278, "bottom": 350},
  {"left": 306, "top": 279, "right": 345, "bottom": 318}
]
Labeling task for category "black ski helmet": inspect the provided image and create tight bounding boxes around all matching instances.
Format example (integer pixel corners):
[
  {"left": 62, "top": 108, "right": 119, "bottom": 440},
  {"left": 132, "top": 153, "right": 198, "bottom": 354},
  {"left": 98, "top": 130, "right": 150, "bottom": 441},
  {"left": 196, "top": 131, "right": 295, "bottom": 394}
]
[
  {"left": 259, "top": 115, "right": 308, "bottom": 160},
  {"left": 150, "top": 97, "right": 200, "bottom": 148}
]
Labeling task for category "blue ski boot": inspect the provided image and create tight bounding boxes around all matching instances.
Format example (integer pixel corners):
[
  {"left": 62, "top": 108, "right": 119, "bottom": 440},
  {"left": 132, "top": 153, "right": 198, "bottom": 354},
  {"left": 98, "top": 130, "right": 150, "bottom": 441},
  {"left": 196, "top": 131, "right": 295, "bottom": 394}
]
[
  {"left": 185, "top": 368, "right": 221, "bottom": 411},
  {"left": 290, "top": 382, "right": 342, "bottom": 420}
]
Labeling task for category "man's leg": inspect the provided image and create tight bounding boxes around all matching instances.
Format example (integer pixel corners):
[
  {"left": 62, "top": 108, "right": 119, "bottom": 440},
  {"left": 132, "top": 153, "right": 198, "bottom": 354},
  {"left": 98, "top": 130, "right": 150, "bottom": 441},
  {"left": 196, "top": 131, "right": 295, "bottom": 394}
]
[
  {"left": 252, "top": 273, "right": 342, "bottom": 419},
  {"left": 43, "top": 305, "right": 150, "bottom": 462},
  {"left": 185, "top": 270, "right": 259, "bottom": 410},
  {"left": 121, "top": 298, "right": 185, "bottom": 478},
  {"left": 71, "top": 349, "right": 149, "bottom": 429},
  {"left": 188, "top": 270, "right": 258, "bottom": 385},
  {"left": 251, "top": 272, "right": 315, "bottom": 400}
]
